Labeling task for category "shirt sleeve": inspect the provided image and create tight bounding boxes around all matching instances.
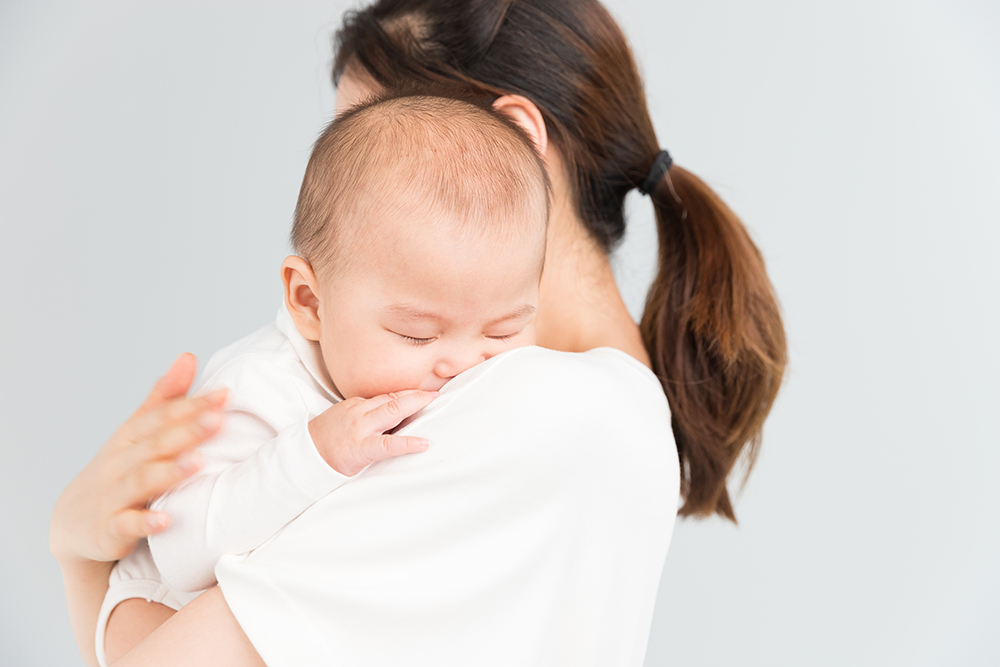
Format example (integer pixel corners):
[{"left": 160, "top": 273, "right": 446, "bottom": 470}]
[{"left": 147, "top": 354, "right": 352, "bottom": 592}]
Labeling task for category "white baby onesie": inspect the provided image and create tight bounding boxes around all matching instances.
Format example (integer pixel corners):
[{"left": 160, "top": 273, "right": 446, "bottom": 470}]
[{"left": 95, "top": 304, "right": 352, "bottom": 666}]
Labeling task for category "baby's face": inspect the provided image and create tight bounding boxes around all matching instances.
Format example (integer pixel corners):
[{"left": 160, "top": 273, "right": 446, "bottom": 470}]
[{"left": 316, "top": 212, "right": 543, "bottom": 399}]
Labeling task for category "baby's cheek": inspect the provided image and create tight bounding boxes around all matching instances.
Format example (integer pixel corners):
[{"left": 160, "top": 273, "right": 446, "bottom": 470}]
[
  {"left": 514, "top": 325, "right": 538, "bottom": 348},
  {"left": 361, "top": 354, "right": 429, "bottom": 397}
]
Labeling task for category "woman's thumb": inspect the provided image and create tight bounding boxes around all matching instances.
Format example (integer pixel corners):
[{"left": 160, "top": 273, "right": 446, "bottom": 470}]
[{"left": 139, "top": 353, "right": 198, "bottom": 414}]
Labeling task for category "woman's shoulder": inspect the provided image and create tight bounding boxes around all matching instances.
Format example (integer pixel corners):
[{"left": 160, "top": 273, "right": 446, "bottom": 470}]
[
  {"left": 410, "top": 345, "right": 676, "bottom": 470},
  {"left": 442, "top": 345, "right": 670, "bottom": 422},
  {"left": 218, "top": 347, "right": 680, "bottom": 667}
]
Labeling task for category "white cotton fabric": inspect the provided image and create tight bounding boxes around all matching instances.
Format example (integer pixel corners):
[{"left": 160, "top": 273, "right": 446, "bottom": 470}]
[
  {"left": 146, "top": 305, "right": 350, "bottom": 593},
  {"left": 216, "top": 345, "right": 679, "bottom": 667},
  {"left": 96, "top": 305, "right": 350, "bottom": 666}
]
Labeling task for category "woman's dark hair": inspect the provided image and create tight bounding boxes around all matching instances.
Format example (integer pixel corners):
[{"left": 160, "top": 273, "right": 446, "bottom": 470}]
[{"left": 333, "top": 0, "right": 787, "bottom": 521}]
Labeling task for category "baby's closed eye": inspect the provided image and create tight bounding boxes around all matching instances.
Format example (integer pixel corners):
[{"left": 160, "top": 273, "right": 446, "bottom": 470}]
[{"left": 393, "top": 332, "right": 436, "bottom": 345}]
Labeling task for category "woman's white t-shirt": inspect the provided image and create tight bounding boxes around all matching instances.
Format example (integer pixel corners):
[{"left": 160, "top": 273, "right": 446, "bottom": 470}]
[{"left": 215, "top": 345, "right": 679, "bottom": 667}]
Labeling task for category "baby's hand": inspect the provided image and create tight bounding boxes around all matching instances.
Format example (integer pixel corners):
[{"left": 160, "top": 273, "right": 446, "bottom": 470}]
[{"left": 308, "top": 390, "right": 437, "bottom": 476}]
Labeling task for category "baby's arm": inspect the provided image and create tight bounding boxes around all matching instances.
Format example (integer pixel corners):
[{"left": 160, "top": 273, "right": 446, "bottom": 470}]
[
  {"left": 148, "top": 413, "right": 341, "bottom": 591},
  {"left": 148, "top": 357, "right": 436, "bottom": 592},
  {"left": 147, "top": 356, "right": 349, "bottom": 591}
]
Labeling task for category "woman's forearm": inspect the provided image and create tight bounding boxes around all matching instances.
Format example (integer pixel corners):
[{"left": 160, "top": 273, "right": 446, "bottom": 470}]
[
  {"left": 59, "top": 555, "right": 180, "bottom": 666},
  {"left": 110, "top": 587, "right": 265, "bottom": 667},
  {"left": 105, "top": 599, "right": 177, "bottom": 663},
  {"left": 57, "top": 558, "right": 114, "bottom": 667}
]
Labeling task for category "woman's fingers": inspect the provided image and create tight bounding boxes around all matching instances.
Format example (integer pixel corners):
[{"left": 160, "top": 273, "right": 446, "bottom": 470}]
[
  {"left": 119, "top": 389, "right": 227, "bottom": 454},
  {"left": 133, "top": 407, "right": 225, "bottom": 463},
  {"left": 50, "top": 360, "right": 220, "bottom": 567},
  {"left": 362, "top": 390, "right": 438, "bottom": 432},
  {"left": 119, "top": 456, "right": 203, "bottom": 509},
  {"left": 359, "top": 434, "right": 430, "bottom": 466},
  {"left": 106, "top": 389, "right": 225, "bottom": 531},
  {"left": 101, "top": 510, "right": 171, "bottom": 561},
  {"left": 135, "top": 353, "right": 199, "bottom": 416},
  {"left": 112, "top": 509, "right": 170, "bottom": 542}
]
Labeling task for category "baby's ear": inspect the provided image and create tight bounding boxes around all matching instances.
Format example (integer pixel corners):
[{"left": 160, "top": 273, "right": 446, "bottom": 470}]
[{"left": 281, "top": 256, "right": 322, "bottom": 341}]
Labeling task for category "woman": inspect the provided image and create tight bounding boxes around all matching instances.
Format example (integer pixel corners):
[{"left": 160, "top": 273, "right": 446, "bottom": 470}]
[{"left": 50, "top": 0, "right": 786, "bottom": 664}]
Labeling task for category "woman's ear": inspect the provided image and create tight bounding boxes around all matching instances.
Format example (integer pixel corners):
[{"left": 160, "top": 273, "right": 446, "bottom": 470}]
[
  {"left": 492, "top": 94, "right": 548, "bottom": 161},
  {"left": 281, "top": 255, "right": 322, "bottom": 342}
]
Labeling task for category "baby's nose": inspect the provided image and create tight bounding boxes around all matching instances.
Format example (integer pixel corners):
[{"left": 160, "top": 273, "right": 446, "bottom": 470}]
[{"left": 434, "top": 347, "right": 488, "bottom": 380}]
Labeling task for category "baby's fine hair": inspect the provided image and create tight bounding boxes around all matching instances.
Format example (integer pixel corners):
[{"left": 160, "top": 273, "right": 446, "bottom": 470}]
[{"left": 291, "top": 87, "right": 550, "bottom": 278}]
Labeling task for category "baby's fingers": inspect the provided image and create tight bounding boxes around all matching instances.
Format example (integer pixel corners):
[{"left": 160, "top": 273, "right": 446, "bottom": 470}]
[
  {"left": 363, "top": 391, "right": 438, "bottom": 432},
  {"left": 363, "top": 389, "right": 428, "bottom": 411},
  {"left": 360, "top": 434, "right": 430, "bottom": 467}
]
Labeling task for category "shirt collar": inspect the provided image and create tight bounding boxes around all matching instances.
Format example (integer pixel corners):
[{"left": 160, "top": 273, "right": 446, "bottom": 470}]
[{"left": 275, "top": 302, "right": 342, "bottom": 402}]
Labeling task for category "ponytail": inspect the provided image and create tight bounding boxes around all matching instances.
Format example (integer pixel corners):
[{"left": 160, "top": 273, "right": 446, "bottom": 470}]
[
  {"left": 334, "top": 0, "right": 788, "bottom": 521},
  {"left": 640, "top": 164, "right": 786, "bottom": 521}
]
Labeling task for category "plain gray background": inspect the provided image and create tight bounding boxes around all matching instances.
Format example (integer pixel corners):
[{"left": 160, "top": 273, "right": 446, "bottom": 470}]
[{"left": 1, "top": 1, "right": 998, "bottom": 665}]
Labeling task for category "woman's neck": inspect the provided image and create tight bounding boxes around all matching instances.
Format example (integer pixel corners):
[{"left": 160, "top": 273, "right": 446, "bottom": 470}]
[{"left": 534, "top": 193, "right": 651, "bottom": 368}]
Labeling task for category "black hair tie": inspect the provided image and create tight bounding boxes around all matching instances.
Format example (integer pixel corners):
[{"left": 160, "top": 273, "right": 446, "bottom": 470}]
[{"left": 639, "top": 150, "right": 673, "bottom": 196}]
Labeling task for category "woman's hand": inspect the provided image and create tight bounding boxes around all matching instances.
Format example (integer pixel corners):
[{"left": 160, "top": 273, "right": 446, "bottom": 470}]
[
  {"left": 50, "top": 352, "right": 227, "bottom": 565},
  {"left": 49, "top": 353, "right": 227, "bottom": 666}
]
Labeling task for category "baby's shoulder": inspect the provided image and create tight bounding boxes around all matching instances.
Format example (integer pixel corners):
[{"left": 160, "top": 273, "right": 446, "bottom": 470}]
[{"left": 193, "top": 323, "right": 325, "bottom": 415}]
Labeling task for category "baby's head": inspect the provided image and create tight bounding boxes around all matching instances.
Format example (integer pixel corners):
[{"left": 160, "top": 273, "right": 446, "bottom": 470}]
[{"left": 281, "top": 90, "right": 549, "bottom": 399}]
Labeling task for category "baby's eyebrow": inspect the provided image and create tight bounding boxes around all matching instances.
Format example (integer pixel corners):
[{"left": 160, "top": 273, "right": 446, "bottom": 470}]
[
  {"left": 383, "top": 303, "right": 442, "bottom": 321},
  {"left": 485, "top": 304, "right": 536, "bottom": 327},
  {"left": 384, "top": 303, "right": 535, "bottom": 326}
]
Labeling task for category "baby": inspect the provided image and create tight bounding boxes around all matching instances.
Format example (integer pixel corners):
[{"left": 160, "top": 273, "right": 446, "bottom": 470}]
[{"left": 97, "top": 89, "right": 549, "bottom": 660}]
